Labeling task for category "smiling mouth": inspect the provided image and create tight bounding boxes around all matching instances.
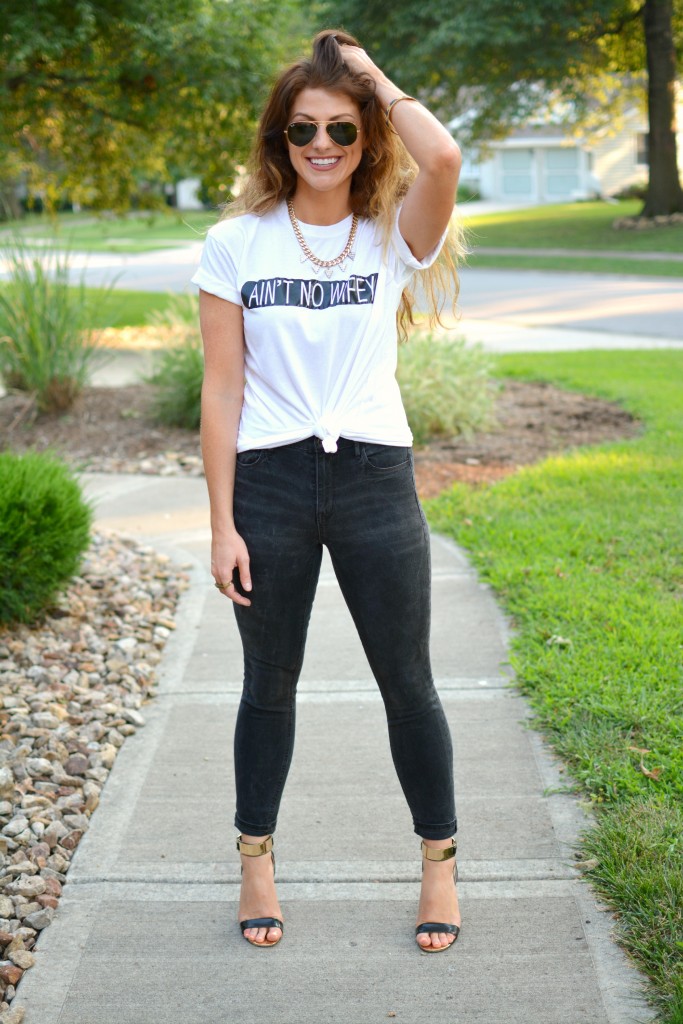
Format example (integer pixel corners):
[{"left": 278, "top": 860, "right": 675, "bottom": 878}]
[{"left": 308, "top": 157, "right": 341, "bottom": 168}]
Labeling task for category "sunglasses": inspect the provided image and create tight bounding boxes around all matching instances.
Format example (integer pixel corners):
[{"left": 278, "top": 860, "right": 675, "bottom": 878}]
[{"left": 284, "top": 120, "right": 359, "bottom": 148}]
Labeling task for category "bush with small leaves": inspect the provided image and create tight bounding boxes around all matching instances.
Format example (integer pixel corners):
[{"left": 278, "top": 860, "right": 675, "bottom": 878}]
[
  {"left": 398, "top": 333, "right": 498, "bottom": 445},
  {"left": 0, "top": 451, "right": 93, "bottom": 625}
]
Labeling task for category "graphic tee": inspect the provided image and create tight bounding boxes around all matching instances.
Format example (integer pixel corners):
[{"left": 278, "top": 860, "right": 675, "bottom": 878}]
[{"left": 191, "top": 201, "right": 444, "bottom": 453}]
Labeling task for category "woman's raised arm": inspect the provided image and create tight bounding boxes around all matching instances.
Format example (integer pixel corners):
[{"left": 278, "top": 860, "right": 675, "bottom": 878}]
[{"left": 339, "top": 44, "right": 461, "bottom": 261}]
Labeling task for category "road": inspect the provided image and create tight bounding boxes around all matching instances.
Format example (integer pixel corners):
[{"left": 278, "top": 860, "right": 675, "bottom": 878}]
[
  {"left": 2, "top": 243, "right": 681, "bottom": 340},
  {"left": 457, "top": 266, "right": 682, "bottom": 339}
]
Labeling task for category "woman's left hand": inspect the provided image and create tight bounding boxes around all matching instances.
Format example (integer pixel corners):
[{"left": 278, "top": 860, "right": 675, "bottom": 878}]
[{"left": 338, "top": 43, "right": 386, "bottom": 84}]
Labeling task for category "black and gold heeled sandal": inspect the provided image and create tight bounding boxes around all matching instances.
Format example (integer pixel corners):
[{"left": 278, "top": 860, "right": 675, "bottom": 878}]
[
  {"left": 415, "top": 838, "right": 460, "bottom": 953},
  {"left": 236, "top": 835, "right": 284, "bottom": 948}
]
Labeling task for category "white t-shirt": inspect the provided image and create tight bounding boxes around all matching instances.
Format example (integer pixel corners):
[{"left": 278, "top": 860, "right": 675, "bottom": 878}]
[{"left": 191, "top": 201, "right": 444, "bottom": 453}]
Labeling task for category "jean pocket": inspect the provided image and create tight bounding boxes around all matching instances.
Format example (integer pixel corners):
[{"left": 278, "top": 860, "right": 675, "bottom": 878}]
[
  {"left": 360, "top": 443, "right": 412, "bottom": 471},
  {"left": 236, "top": 448, "right": 268, "bottom": 468}
]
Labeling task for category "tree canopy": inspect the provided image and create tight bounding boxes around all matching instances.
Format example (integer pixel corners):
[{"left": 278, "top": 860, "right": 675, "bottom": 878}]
[
  {"left": 323, "top": 0, "right": 683, "bottom": 214},
  {"left": 0, "top": 0, "right": 307, "bottom": 215}
]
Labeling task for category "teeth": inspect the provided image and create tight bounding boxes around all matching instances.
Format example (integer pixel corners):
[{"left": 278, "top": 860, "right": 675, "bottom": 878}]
[{"left": 310, "top": 158, "right": 339, "bottom": 166}]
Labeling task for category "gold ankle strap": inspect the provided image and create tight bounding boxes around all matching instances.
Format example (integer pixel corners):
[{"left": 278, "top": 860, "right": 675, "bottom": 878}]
[
  {"left": 421, "top": 839, "right": 457, "bottom": 862},
  {"left": 236, "top": 835, "right": 274, "bottom": 856}
]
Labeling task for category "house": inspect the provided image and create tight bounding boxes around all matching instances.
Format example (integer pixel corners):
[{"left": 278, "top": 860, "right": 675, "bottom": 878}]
[{"left": 458, "top": 96, "right": 683, "bottom": 203}]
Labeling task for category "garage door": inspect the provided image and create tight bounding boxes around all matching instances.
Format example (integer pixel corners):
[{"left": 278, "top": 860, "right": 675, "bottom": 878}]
[
  {"left": 544, "top": 148, "right": 581, "bottom": 200},
  {"left": 500, "top": 149, "right": 535, "bottom": 200}
]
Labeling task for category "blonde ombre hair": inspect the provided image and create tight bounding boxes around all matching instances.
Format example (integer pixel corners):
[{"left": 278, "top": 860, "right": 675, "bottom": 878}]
[{"left": 224, "top": 29, "right": 466, "bottom": 340}]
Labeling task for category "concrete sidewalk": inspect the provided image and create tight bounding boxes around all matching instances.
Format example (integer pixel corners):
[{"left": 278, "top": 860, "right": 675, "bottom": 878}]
[
  {"left": 86, "top": 319, "right": 683, "bottom": 391},
  {"left": 15, "top": 473, "right": 654, "bottom": 1024}
]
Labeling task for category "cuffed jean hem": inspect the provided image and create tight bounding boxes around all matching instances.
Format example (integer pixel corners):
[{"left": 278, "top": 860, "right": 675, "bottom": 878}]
[
  {"left": 234, "top": 815, "right": 278, "bottom": 837},
  {"left": 414, "top": 818, "right": 458, "bottom": 841}
]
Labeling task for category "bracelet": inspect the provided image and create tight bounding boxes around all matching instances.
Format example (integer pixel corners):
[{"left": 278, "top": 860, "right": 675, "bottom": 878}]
[{"left": 385, "top": 95, "right": 416, "bottom": 131}]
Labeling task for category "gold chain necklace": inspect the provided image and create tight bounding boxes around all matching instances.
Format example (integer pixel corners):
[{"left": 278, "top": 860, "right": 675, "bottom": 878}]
[{"left": 287, "top": 200, "right": 358, "bottom": 278}]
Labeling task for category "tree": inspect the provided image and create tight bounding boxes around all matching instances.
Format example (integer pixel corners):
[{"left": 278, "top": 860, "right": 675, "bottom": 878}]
[
  {"left": 643, "top": 0, "right": 683, "bottom": 214},
  {"left": 0, "top": 0, "right": 308, "bottom": 215},
  {"left": 323, "top": 0, "right": 683, "bottom": 215}
]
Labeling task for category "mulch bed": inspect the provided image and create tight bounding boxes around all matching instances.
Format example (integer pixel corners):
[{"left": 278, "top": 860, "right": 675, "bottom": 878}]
[{"left": 0, "top": 379, "right": 641, "bottom": 497}]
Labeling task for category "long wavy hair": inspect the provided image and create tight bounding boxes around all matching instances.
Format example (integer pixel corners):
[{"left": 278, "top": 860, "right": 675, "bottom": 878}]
[{"left": 225, "top": 29, "right": 466, "bottom": 340}]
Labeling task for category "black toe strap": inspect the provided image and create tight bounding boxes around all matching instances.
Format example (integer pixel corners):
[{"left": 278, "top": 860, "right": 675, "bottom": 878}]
[
  {"left": 415, "top": 922, "right": 460, "bottom": 938},
  {"left": 240, "top": 917, "right": 284, "bottom": 933}
]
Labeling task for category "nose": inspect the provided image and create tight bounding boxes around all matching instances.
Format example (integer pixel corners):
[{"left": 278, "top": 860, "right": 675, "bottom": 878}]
[{"left": 310, "top": 124, "right": 333, "bottom": 149}]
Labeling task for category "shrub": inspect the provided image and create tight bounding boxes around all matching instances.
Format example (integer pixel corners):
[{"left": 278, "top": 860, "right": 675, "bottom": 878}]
[
  {"left": 398, "top": 333, "right": 498, "bottom": 445},
  {"left": 610, "top": 182, "right": 648, "bottom": 202},
  {"left": 0, "top": 451, "right": 93, "bottom": 625},
  {"left": 457, "top": 183, "right": 481, "bottom": 203},
  {"left": 143, "top": 307, "right": 498, "bottom": 442},
  {"left": 145, "top": 294, "right": 203, "bottom": 429},
  {"left": 0, "top": 238, "right": 109, "bottom": 412}
]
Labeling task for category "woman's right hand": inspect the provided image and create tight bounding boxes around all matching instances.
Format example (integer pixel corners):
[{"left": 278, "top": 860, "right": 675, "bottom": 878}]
[{"left": 211, "top": 529, "right": 252, "bottom": 607}]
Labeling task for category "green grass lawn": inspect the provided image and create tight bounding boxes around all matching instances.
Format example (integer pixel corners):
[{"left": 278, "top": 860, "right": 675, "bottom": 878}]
[
  {"left": 0, "top": 210, "right": 219, "bottom": 253},
  {"left": 462, "top": 200, "right": 683, "bottom": 276},
  {"left": 86, "top": 289, "right": 180, "bottom": 327},
  {"left": 463, "top": 200, "right": 683, "bottom": 252},
  {"left": 425, "top": 350, "right": 683, "bottom": 1022},
  {"left": 0, "top": 284, "right": 177, "bottom": 328},
  {"left": 468, "top": 253, "right": 683, "bottom": 277}
]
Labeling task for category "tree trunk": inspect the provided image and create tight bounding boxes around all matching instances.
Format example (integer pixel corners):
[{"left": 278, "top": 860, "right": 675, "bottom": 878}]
[{"left": 641, "top": 0, "right": 683, "bottom": 216}]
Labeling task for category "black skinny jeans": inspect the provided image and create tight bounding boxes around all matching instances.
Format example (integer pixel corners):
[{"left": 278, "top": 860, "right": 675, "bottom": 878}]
[{"left": 230, "top": 436, "right": 456, "bottom": 840}]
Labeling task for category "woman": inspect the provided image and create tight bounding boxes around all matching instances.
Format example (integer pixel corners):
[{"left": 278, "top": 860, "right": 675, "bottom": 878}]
[{"left": 191, "top": 29, "right": 465, "bottom": 952}]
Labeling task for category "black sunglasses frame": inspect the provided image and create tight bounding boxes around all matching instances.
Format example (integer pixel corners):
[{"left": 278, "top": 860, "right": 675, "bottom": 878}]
[{"left": 284, "top": 121, "right": 359, "bottom": 148}]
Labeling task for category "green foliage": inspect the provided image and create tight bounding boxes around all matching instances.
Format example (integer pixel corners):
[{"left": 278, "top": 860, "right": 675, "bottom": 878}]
[
  {"left": 456, "top": 183, "right": 480, "bottom": 203},
  {"left": 0, "top": 0, "right": 311, "bottom": 214},
  {"left": 0, "top": 451, "right": 92, "bottom": 625},
  {"left": 324, "top": 0, "right": 683, "bottom": 214},
  {"left": 0, "top": 239, "right": 110, "bottom": 411},
  {"left": 145, "top": 294, "right": 203, "bottom": 429},
  {"left": 397, "top": 334, "right": 497, "bottom": 445},
  {"left": 424, "top": 349, "right": 683, "bottom": 1017},
  {"left": 581, "top": 798, "right": 683, "bottom": 1022},
  {"left": 142, "top": 313, "right": 498, "bottom": 439},
  {"left": 323, "top": 0, "right": 673, "bottom": 140}
]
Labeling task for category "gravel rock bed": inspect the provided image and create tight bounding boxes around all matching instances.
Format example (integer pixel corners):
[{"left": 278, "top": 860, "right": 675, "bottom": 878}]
[
  {"left": 78, "top": 451, "right": 204, "bottom": 477},
  {"left": 0, "top": 532, "right": 189, "bottom": 1020}
]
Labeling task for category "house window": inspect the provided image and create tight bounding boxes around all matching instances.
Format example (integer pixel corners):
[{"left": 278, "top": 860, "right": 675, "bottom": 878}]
[{"left": 636, "top": 133, "right": 649, "bottom": 166}]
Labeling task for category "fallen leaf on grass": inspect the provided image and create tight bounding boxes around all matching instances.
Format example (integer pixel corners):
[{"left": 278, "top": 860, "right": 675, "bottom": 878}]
[
  {"left": 546, "top": 635, "right": 572, "bottom": 648},
  {"left": 638, "top": 762, "right": 661, "bottom": 781},
  {"left": 574, "top": 858, "right": 599, "bottom": 870}
]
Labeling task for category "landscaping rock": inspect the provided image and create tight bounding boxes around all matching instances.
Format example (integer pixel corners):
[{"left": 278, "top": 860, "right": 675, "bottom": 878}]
[
  {"left": 7, "top": 951, "right": 34, "bottom": 970},
  {"left": 0, "top": 531, "right": 188, "bottom": 1014},
  {"left": 0, "top": 1005, "right": 26, "bottom": 1024}
]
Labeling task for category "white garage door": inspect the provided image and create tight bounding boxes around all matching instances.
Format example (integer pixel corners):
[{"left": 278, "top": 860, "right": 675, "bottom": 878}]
[
  {"left": 500, "top": 149, "right": 535, "bottom": 199},
  {"left": 544, "top": 148, "right": 581, "bottom": 200}
]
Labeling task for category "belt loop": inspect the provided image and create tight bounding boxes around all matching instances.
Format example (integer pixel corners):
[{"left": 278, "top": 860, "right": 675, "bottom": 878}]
[{"left": 354, "top": 441, "right": 360, "bottom": 457}]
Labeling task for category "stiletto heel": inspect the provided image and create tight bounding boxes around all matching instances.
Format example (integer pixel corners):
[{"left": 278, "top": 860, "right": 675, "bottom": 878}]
[
  {"left": 237, "top": 835, "right": 284, "bottom": 947},
  {"left": 415, "top": 838, "right": 460, "bottom": 952}
]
